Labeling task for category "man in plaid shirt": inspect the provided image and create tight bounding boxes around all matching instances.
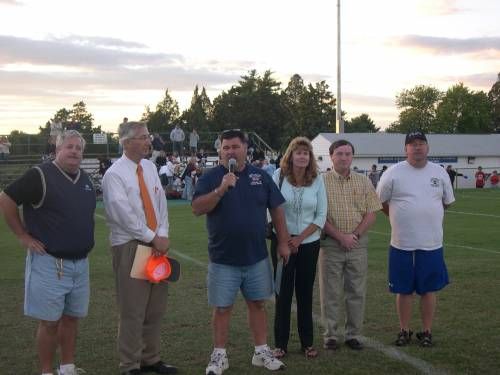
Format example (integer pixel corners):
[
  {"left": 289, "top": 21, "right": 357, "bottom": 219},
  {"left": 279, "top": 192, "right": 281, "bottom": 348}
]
[{"left": 319, "top": 139, "right": 381, "bottom": 351}]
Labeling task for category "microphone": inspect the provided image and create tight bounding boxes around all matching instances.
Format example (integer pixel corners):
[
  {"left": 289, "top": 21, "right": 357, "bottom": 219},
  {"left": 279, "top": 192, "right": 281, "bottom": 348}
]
[
  {"left": 228, "top": 158, "right": 237, "bottom": 189},
  {"left": 228, "top": 158, "right": 237, "bottom": 173}
]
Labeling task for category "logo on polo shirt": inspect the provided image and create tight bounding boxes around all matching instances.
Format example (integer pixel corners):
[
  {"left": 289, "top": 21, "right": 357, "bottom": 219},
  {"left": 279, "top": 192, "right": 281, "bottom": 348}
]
[
  {"left": 430, "top": 177, "right": 439, "bottom": 187},
  {"left": 249, "top": 173, "right": 263, "bottom": 185},
  {"left": 84, "top": 184, "right": 92, "bottom": 192}
]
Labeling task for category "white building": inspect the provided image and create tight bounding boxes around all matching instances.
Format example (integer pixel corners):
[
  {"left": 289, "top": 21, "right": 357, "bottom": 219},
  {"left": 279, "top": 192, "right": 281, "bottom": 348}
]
[{"left": 311, "top": 133, "right": 500, "bottom": 188}]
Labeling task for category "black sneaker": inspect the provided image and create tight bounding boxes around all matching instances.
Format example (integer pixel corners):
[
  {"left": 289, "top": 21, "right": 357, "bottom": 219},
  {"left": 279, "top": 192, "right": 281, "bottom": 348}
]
[
  {"left": 323, "top": 338, "right": 338, "bottom": 350},
  {"left": 345, "top": 338, "right": 363, "bottom": 350},
  {"left": 416, "top": 331, "right": 433, "bottom": 347},
  {"left": 140, "top": 361, "right": 178, "bottom": 374},
  {"left": 121, "top": 369, "right": 141, "bottom": 375},
  {"left": 395, "top": 329, "right": 413, "bottom": 346}
]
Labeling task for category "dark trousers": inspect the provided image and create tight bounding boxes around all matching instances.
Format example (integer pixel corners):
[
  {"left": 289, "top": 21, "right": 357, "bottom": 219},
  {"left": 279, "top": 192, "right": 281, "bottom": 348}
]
[{"left": 270, "top": 236, "right": 320, "bottom": 349}]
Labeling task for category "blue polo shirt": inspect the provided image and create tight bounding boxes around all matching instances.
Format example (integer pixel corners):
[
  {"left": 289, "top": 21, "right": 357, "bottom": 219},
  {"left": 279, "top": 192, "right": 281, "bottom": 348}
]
[{"left": 193, "top": 164, "right": 285, "bottom": 266}]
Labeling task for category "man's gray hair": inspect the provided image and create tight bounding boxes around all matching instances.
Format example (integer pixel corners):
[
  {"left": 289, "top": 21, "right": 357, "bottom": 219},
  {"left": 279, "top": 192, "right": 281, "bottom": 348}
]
[
  {"left": 56, "top": 130, "right": 86, "bottom": 149},
  {"left": 118, "top": 121, "right": 147, "bottom": 145}
]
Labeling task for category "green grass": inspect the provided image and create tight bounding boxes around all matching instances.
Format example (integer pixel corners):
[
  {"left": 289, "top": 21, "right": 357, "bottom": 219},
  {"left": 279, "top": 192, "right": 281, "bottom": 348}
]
[{"left": 1, "top": 189, "right": 499, "bottom": 374}]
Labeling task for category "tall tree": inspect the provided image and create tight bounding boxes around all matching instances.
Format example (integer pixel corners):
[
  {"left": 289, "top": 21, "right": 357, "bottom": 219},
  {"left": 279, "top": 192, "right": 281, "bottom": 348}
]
[
  {"left": 345, "top": 113, "right": 379, "bottom": 133},
  {"left": 199, "top": 87, "right": 213, "bottom": 121},
  {"left": 435, "top": 83, "right": 492, "bottom": 133},
  {"left": 70, "top": 101, "right": 98, "bottom": 133},
  {"left": 39, "top": 102, "right": 100, "bottom": 135},
  {"left": 180, "top": 85, "right": 212, "bottom": 132},
  {"left": 146, "top": 89, "right": 180, "bottom": 133},
  {"left": 390, "top": 85, "right": 443, "bottom": 133},
  {"left": 141, "top": 105, "right": 153, "bottom": 122},
  {"left": 211, "top": 70, "right": 287, "bottom": 148},
  {"left": 488, "top": 73, "right": 500, "bottom": 132},
  {"left": 281, "top": 75, "right": 336, "bottom": 144},
  {"left": 39, "top": 108, "right": 71, "bottom": 135}
]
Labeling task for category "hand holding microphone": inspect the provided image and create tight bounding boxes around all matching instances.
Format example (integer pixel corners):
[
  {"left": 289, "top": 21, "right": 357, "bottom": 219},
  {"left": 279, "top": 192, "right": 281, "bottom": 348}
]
[
  {"left": 228, "top": 158, "right": 236, "bottom": 173},
  {"left": 226, "top": 158, "right": 238, "bottom": 190}
]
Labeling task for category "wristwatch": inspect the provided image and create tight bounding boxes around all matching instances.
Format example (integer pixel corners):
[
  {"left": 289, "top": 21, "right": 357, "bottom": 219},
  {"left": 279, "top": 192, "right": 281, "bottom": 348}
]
[{"left": 353, "top": 232, "right": 360, "bottom": 240}]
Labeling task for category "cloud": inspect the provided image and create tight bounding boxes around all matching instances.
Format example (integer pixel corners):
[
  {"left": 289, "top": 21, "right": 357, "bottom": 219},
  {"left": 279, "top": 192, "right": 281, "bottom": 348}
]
[
  {"left": 0, "top": 35, "right": 182, "bottom": 67},
  {"left": 442, "top": 72, "right": 499, "bottom": 90},
  {"left": 50, "top": 35, "right": 148, "bottom": 49},
  {"left": 0, "top": 66, "right": 239, "bottom": 96},
  {"left": 300, "top": 73, "right": 331, "bottom": 83},
  {"left": 344, "top": 93, "right": 395, "bottom": 107},
  {"left": 0, "top": 33, "right": 246, "bottom": 99},
  {"left": 417, "top": 0, "right": 463, "bottom": 16},
  {"left": 392, "top": 35, "right": 500, "bottom": 55},
  {"left": 0, "top": 0, "right": 23, "bottom": 5}
]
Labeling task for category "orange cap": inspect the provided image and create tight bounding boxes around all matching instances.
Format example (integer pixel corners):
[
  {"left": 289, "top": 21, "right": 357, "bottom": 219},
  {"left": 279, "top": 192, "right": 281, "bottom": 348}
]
[{"left": 145, "top": 255, "right": 172, "bottom": 283}]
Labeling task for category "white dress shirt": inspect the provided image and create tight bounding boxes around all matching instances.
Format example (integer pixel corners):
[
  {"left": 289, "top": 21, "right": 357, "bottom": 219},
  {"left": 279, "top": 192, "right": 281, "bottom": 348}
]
[{"left": 102, "top": 155, "right": 169, "bottom": 246}]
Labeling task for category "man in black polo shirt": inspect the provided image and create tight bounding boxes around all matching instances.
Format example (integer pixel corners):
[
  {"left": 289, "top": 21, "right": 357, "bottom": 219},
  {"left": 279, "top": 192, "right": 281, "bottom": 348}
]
[
  {"left": 0, "top": 130, "right": 96, "bottom": 375},
  {"left": 192, "top": 130, "right": 290, "bottom": 375}
]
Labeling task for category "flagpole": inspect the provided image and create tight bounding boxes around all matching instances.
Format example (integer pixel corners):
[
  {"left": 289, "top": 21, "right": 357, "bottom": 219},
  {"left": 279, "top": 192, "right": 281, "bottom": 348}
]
[{"left": 336, "top": 0, "right": 344, "bottom": 133}]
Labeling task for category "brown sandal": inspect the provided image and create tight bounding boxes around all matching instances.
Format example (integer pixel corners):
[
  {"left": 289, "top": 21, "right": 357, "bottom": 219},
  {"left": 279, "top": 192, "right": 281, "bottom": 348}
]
[
  {"left": 273, "top": 348, "right": 287, "bottom": 359},
  {"left": 303, "top": 346, "right": 318, "bottom": 359}
]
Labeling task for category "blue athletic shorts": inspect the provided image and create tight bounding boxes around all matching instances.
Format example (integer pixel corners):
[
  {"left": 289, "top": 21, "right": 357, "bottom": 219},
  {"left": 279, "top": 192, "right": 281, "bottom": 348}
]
[
  {"left": 24, "top": 252, "right": 90, "bottom": 321},
  {"left": 207, "top": 258, "right": 274, "bottom": 307},
  {"left": 388, "top": 246, "right": 449, "bottom": 295}
]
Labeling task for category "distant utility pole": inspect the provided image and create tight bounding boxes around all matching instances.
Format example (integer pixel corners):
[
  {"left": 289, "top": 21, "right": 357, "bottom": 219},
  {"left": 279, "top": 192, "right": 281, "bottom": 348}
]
[{"left": 336, "top": 0, "right": 344, "bottom": 133}]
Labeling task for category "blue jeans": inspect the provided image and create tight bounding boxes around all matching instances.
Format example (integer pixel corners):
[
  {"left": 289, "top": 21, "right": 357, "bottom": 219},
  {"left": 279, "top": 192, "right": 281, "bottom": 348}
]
[
  {"left": 182, "top": 176, "right": 193, "bottom": 201},
  {"left": 207, "top": 258, "right": 274, "bottom": 307},
  {"left": 24, "top": 252, "right": 89, "bottom": 321}
]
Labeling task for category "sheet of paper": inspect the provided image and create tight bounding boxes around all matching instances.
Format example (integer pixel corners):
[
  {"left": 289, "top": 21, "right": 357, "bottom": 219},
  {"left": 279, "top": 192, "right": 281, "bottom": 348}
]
[{"left": 130, "top": 244, "right": 152, "bottom": 280}]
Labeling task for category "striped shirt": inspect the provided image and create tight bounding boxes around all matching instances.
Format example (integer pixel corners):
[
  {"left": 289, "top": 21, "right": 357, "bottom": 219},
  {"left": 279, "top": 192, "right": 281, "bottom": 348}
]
[{"left": 323, "top": 169, "right": 382, "bottom": 233}]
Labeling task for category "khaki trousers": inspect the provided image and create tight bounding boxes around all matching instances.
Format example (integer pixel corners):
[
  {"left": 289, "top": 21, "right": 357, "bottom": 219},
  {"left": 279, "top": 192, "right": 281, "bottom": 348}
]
[
  {"left": 319, "top": 235, "right": 368, "bottom": 341},
  {"left": 112, "top": 241, "right": 169, "bottom": 372}
]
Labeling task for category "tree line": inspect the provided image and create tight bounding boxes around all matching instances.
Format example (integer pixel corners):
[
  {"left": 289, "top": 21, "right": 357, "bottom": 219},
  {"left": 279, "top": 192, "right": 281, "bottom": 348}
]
[
  {"left": 387, "top": 77, "right": 500, "bottom": 134},
  {"left": 6, "top": 70, "right": 500, "bottom": 151}
]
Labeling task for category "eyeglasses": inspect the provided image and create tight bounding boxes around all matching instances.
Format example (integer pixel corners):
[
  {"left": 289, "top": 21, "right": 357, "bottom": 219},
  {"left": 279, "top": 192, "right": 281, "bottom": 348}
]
[{"left": 131, "top": 134, "right": 150, "bottom": 141}]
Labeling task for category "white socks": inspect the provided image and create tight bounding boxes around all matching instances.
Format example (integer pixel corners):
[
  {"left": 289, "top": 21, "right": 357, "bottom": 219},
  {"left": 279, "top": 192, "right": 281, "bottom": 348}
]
[
  {"left": 255, "top": 344, "right": 268, "bottom": 353},
  {"left": 213, "top": 347, "right": 226, "bottom": 355},
  {"left": 59, "top": 363, "right": 75, "bottom": 374}
]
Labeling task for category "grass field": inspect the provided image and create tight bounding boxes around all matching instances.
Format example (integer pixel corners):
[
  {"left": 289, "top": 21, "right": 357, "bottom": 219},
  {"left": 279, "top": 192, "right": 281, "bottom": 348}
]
[{"left": 1, "top": 189, "right": 499, "bottom": 375}]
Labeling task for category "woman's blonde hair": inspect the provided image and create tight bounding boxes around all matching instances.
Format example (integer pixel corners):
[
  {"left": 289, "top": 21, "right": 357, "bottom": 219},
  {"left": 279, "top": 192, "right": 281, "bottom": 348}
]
[{"left": 279, "top": 137, "right": 318, "bottom": 186}]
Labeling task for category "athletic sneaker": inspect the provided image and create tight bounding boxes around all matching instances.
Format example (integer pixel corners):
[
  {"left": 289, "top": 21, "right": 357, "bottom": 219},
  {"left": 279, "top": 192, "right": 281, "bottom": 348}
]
[
  {"left": 395, "top": 329, "right": 413, "bottom": 346},
  {"left": 56, "top": 365, "right": 86, "bottom": 375},
  {"left": 252, "top": 345, "right": 286, "bottom": 371},
  {"left": 206, "top": 350, "right": 229, "bottom": 375},
  {"left": 416, "top": 331, "right": 433, "bottom": 347}
]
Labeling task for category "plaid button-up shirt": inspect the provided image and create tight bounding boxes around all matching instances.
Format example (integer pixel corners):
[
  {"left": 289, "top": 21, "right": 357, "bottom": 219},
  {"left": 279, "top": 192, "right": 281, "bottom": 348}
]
[{"left": 323, "top": 169, "right": 382, "bottom": 233}]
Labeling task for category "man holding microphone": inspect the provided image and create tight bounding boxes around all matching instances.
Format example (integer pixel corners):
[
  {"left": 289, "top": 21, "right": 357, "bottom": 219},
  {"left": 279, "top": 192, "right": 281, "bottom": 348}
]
[{"left": 192, "top": 129, "right": 290, "bottom": 375}]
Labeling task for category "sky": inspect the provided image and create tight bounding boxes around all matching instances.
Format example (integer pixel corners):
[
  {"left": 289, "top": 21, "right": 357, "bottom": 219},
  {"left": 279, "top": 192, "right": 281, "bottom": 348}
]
[{"left": 0, "top": 0, "right": 499, "bottom": 135}]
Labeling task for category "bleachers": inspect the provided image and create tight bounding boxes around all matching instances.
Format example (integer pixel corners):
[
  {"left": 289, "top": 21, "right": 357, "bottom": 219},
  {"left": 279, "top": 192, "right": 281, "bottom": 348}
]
[
  {"left": 0, "top": 130, "right": 276, "bottom": 191},
  {"left": 0, "top": 156, "right": 42, "bottom": 190},
  {"left": 0, "top": 156, "right": 106, "bottom": 191}
]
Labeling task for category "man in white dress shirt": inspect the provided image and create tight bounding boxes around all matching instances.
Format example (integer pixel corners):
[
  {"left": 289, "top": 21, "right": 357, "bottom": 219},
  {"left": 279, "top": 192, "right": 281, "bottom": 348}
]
[{"left": 102, "top": 121, "right": 177, "bottom": 375}]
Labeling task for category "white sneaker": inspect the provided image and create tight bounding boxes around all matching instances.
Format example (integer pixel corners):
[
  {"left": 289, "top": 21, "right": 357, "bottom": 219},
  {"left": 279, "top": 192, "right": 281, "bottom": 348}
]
[
  {"left": 206, "top": 350, "right": 229, "bottom": 375},
  {"left": 252, "top": 346, "right": 286, "bottom": 371},
  {"left": 56, "top": 365, "right": 86, "bottom": 375}
]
